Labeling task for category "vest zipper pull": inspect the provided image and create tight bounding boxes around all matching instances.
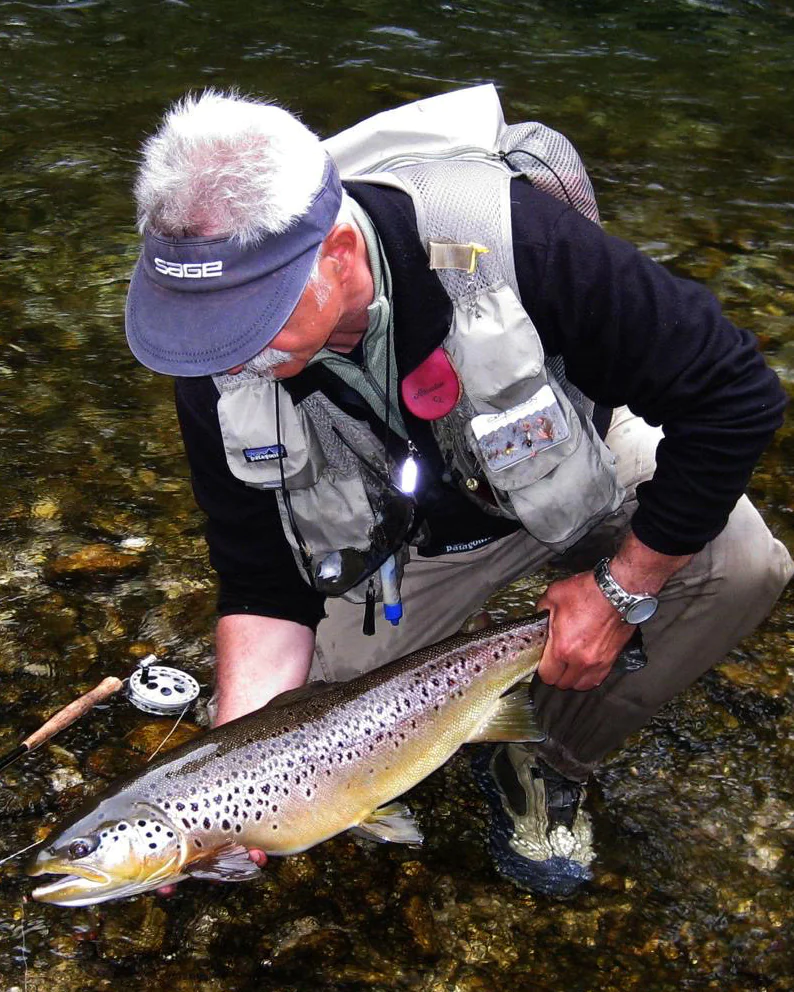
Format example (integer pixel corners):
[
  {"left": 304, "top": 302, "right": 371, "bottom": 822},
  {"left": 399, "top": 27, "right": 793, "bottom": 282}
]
[
  {"left": 400, "top": 441, "right": 419, "bottom": 495},
  {"left": 363, "top": 577, "right": 377, "bottom": 636}
]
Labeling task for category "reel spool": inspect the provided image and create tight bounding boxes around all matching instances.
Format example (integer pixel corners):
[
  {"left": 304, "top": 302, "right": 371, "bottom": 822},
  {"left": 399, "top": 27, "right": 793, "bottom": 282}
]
[{"left": 126, "top": 655, "right": 200, "bottom": 716}]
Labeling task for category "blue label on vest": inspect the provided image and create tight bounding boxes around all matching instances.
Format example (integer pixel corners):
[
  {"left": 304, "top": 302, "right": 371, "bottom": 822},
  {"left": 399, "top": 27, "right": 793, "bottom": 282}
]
[{"left": 243, "top": 444, "right": 287, "bottom": 463}]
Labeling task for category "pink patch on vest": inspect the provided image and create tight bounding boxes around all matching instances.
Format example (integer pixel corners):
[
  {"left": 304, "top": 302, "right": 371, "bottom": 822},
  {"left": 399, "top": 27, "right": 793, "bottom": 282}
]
[{"left": 401, "top": 347, "right": 462, "bottom": 420}]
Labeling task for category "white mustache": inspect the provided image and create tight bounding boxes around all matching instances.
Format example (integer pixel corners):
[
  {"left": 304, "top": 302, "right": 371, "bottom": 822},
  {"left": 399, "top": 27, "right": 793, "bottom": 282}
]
[{"left": 239, "top": 347, "right": 294, "bottom": 380}]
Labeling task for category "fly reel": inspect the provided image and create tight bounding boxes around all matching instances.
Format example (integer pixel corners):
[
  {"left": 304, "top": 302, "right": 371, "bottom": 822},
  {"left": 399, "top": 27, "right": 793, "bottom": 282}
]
[{"left": 126, "top": 655, "right": 201, "bottom": 716}]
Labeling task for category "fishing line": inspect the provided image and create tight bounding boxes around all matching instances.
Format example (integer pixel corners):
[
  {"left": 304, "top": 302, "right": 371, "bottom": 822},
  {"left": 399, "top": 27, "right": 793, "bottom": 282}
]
[
  {"left": 21, "top": 897, "right": 28, "bottom": 992},
  {"left": 0, "top": 839, "right": 42, "bottom": 868},
  {"left": 146, "top": 704, "right": 190, "bottom": 763}
]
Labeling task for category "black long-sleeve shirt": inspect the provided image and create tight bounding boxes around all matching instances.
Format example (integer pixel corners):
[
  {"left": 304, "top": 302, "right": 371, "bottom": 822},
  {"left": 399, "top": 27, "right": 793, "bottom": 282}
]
[{"left": 174, "top": 178, "right": 786, "bottom": 630}]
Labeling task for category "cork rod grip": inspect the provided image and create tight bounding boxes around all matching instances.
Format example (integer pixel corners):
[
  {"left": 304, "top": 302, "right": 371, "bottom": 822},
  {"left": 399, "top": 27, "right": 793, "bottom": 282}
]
[{"left": 22, "top": 676, "right": 124, "bottom": 750}]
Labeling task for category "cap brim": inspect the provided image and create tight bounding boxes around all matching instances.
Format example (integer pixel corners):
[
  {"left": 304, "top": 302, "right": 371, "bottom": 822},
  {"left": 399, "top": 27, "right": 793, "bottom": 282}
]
[
  {"left": 125, "top": 243, "right": 317, "bottom": 378},
  {"left": 125, "top": 156, "right": 342, "bottom": 378}
]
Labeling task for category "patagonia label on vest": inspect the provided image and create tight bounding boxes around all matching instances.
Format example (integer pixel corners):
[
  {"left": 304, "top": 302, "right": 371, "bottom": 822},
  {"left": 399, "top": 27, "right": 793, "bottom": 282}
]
[{"left": 243, "top": 444, "right": 287, "bottom": 463}]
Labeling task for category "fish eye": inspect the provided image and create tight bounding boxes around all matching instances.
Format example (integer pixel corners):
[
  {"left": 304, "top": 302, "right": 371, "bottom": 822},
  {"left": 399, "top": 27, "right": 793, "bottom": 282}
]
[{"left": 67, "top": 836, "right": 99, "bottom": 860}]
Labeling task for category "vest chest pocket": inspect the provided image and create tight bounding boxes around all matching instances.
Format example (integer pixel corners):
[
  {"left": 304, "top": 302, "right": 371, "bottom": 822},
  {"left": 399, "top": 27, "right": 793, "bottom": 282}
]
[
  {"left": 216, "top": 378, "right": 325, "bottom": 490},
  {"left": 445, "top": 284, "right": 545, "bottom": 409}
]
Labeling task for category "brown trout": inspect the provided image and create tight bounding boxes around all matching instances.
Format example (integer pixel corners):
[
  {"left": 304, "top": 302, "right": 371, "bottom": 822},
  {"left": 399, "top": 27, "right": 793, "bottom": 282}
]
[{"left": 28, "top": 613, "right": 549, "bottom": 906}]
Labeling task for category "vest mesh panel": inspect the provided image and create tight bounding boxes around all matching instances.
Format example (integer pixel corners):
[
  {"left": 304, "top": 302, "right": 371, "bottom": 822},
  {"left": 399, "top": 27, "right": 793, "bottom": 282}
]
[{"left": 500, "top": 123, "right": 600, "bottom": 225}]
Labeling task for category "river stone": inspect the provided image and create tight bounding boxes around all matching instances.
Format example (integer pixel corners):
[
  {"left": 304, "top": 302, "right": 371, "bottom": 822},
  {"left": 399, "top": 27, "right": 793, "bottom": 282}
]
[
  {"left": 401, "top": 893, "right": 438, "bottom": 956},
  {"left": 44, "top": 544, "right": 147, "bottom": 584},
  {"left": 96, "top": 898, "right": 167, "bottom": 960},
  {"left": 125, "top": 720, "right": 202, "bottom": 755},
  {"left": 85, "top": 744, "right": 145, "bottom": 779}
]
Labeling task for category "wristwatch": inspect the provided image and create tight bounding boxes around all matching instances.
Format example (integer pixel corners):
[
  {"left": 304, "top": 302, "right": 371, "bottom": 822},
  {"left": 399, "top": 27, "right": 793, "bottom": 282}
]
[{"left": 593, "top": 557, "right": 659, "bottom": 624}]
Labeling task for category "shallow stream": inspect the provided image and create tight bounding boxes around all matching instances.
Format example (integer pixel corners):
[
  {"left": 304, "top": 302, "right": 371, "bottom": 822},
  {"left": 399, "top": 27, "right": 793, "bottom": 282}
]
[{"left": 1, "top": 1, "right": 793, "bottom": 989}]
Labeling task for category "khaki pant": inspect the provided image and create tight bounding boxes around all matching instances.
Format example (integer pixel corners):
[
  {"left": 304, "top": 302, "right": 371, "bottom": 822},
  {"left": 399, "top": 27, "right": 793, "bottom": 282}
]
[{"left": 313, "top": 408, "right": 793, "bottom": 779}]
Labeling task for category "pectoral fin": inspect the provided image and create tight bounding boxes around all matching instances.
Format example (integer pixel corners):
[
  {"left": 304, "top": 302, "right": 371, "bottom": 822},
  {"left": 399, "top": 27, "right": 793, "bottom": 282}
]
[
  {"left": 352, "top": 802, "right": 423, "bottom": 845},
  {"left": 467, "top": 685, "right": 546, "bottom": 743},
  {"left": 186, "top": 843, "right": 262, "bottom": 882}
]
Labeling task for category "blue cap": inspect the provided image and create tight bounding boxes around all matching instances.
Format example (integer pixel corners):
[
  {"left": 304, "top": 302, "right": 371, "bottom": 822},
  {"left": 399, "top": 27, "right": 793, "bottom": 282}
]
[{"left": 125, "top": 158, "right": 343, "bottom": 377}]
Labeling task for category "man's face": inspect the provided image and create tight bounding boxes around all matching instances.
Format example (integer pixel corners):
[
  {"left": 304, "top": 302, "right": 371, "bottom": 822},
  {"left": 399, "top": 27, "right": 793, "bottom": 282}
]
[{"left": 227, "top": 260, "right": 342, "bottom": 380}]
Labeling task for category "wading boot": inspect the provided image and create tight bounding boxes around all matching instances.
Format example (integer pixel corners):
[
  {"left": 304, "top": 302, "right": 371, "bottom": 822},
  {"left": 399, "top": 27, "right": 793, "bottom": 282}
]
[{"left": 472, "top": 743, "right": 595, "bottom": 897}]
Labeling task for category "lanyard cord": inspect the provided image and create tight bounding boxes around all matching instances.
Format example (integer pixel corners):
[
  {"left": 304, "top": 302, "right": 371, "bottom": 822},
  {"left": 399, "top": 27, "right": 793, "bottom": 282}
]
[
  {"left": 275, "top": 381, "right": 314, "bottom": 580},
  {"left": 383, "top": 310, "right": 392, "bottom": 472}
]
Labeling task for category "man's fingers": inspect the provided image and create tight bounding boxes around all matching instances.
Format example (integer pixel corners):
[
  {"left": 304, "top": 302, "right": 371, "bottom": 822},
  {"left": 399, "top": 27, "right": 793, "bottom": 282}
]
[{"left": 565, "top": 664, "right": 612, "bottom": 691}]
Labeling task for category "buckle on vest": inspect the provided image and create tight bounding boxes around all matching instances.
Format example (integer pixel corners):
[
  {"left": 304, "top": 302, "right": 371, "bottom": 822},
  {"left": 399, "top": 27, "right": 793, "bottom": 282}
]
[{"left": 428, "top": 241, "right": 490, "bottom": 274}]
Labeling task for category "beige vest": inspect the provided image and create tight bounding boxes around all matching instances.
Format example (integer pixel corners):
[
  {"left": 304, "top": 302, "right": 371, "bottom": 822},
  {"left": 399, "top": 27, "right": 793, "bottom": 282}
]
[{"left": 213, "top": 86, "right": 623, "bottom": 601}]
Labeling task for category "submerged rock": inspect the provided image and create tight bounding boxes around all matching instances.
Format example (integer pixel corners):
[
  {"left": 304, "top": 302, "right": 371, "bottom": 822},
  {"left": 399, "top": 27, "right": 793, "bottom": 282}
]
[
  {"left": 96, "top": 899, "right": 168, "bottom": 961},
  {"left": 44, "top": 544, "right": 147, "bottom": 584}
]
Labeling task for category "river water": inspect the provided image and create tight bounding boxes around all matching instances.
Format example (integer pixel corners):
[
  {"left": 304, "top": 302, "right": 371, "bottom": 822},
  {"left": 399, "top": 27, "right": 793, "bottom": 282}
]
[{"left": 0, "top": 1, "right": 793, "bottom": 990}]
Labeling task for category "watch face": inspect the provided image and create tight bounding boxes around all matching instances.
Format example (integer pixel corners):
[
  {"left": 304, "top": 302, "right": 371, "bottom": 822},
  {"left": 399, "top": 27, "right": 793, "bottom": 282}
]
[{"left": 625, "top": 597, "right": 658, "bottom": 625}]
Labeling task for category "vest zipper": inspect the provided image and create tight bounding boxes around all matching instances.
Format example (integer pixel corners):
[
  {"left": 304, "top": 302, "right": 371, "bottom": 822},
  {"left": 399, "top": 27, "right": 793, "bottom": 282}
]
[{"left": 354, "top": 146, "right": 503, "bottom": 175}]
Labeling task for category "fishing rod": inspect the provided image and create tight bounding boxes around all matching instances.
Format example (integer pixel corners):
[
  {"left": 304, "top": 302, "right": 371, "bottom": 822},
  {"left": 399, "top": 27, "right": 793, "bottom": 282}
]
[{"left": 0, "top": 656, "right": 201, "bottom": 774}]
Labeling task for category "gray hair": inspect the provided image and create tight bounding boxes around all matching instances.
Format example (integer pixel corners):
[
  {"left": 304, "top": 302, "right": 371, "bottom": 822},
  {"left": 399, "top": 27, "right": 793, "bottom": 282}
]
[{"left": 134, "top": 89, "right": 328, "bottom": 246}]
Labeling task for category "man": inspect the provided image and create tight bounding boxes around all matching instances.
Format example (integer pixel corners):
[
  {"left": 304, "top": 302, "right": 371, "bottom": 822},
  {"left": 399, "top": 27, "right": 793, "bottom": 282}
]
[{"left": 125, "top": 89, "right": 792, "bottom": 896}]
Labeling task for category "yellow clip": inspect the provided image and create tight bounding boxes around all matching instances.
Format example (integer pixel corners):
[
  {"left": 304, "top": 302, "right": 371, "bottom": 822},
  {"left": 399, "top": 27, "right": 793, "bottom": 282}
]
[{"left": 467, "top": 243, "right": 490, "bottom": 274}]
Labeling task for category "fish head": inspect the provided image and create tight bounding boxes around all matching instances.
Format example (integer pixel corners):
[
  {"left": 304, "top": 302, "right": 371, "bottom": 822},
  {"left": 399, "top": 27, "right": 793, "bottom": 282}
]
[{"left": 27, "top": 802, "right": 187, "bottom": 906}]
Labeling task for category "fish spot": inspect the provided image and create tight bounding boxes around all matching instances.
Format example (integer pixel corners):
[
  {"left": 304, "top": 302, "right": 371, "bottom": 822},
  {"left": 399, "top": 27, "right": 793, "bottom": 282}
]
[
  {"left": 175, "top": 803, "right": 185, "bottom": 812},
  {"left": 255, "top": 811, "right": 262, "bottom": 821},
  {"left": 155, "top": 825, "right": 162, "bottom": 832},
  {"left": 166, "top": 831, "right": 174, "bottom": 838},
  {"left": 203, "top": 818, "right": 211, "bottom": 830},
  {"left": 145, "top": 832, "right": 153, "bottom": 838},
  {"left": 235, "top": 825, "right": 242, "bottom": 833},
  {"left": 195, "top": 839, "right": 203, "bottom": 849},
  {"left": 272, "top": 825, "right": 278, "bottom": 831},
  {"left": 181, "top": 818, "right": 191, "bottom": 829},
  {"left": 248, "top": 786, "right": 255, "bottom": 795},
  {"left": 149, "top": 843, "right": 157, "bottom": 850},
  {"left": 191, "top": 803, "right": 199, "bottom": 812},
  {"left": 222, "top": 820, "right": 231, "bottom": 831}
]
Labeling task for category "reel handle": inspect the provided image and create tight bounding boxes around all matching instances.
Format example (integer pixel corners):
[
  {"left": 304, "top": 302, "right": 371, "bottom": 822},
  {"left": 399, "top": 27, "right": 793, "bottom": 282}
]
[{"left": 23, "top": 676, "right": 124, "bottom": 751}]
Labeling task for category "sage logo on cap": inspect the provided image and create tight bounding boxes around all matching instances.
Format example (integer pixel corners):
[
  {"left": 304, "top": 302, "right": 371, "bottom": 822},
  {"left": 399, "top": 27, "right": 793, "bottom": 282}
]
[{"left": 153, "top": 258, "right": 224, "bottom": 279}]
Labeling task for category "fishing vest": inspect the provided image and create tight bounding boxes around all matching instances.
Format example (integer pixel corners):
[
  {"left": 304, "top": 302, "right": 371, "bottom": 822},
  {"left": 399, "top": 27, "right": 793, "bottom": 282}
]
[{"left": 213, "top": 86, "right": 624, "bottom": 604}]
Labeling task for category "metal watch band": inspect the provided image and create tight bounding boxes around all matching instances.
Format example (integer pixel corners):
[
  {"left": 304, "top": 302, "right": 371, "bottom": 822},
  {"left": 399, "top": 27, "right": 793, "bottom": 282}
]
[{"left": 593, "top": 557, "right": 659, "bottom": 624}]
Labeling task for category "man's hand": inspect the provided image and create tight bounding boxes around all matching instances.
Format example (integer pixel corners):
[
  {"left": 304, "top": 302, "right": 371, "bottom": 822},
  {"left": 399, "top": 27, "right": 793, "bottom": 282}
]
[
  {"left": 537, "top": 571, "right": 635, "bottom": 690},
  {"left": 537, "top": 532, "right": 692, "bottom": 691}
]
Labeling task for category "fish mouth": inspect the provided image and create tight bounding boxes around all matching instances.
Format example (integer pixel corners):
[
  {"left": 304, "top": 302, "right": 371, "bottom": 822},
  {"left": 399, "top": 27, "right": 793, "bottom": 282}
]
[
  {"left": 29, "top": 856, "right": 185, "bottom": 907},
  {"left": 29, "top": 859, "right": 118, "bottom": 907}
]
